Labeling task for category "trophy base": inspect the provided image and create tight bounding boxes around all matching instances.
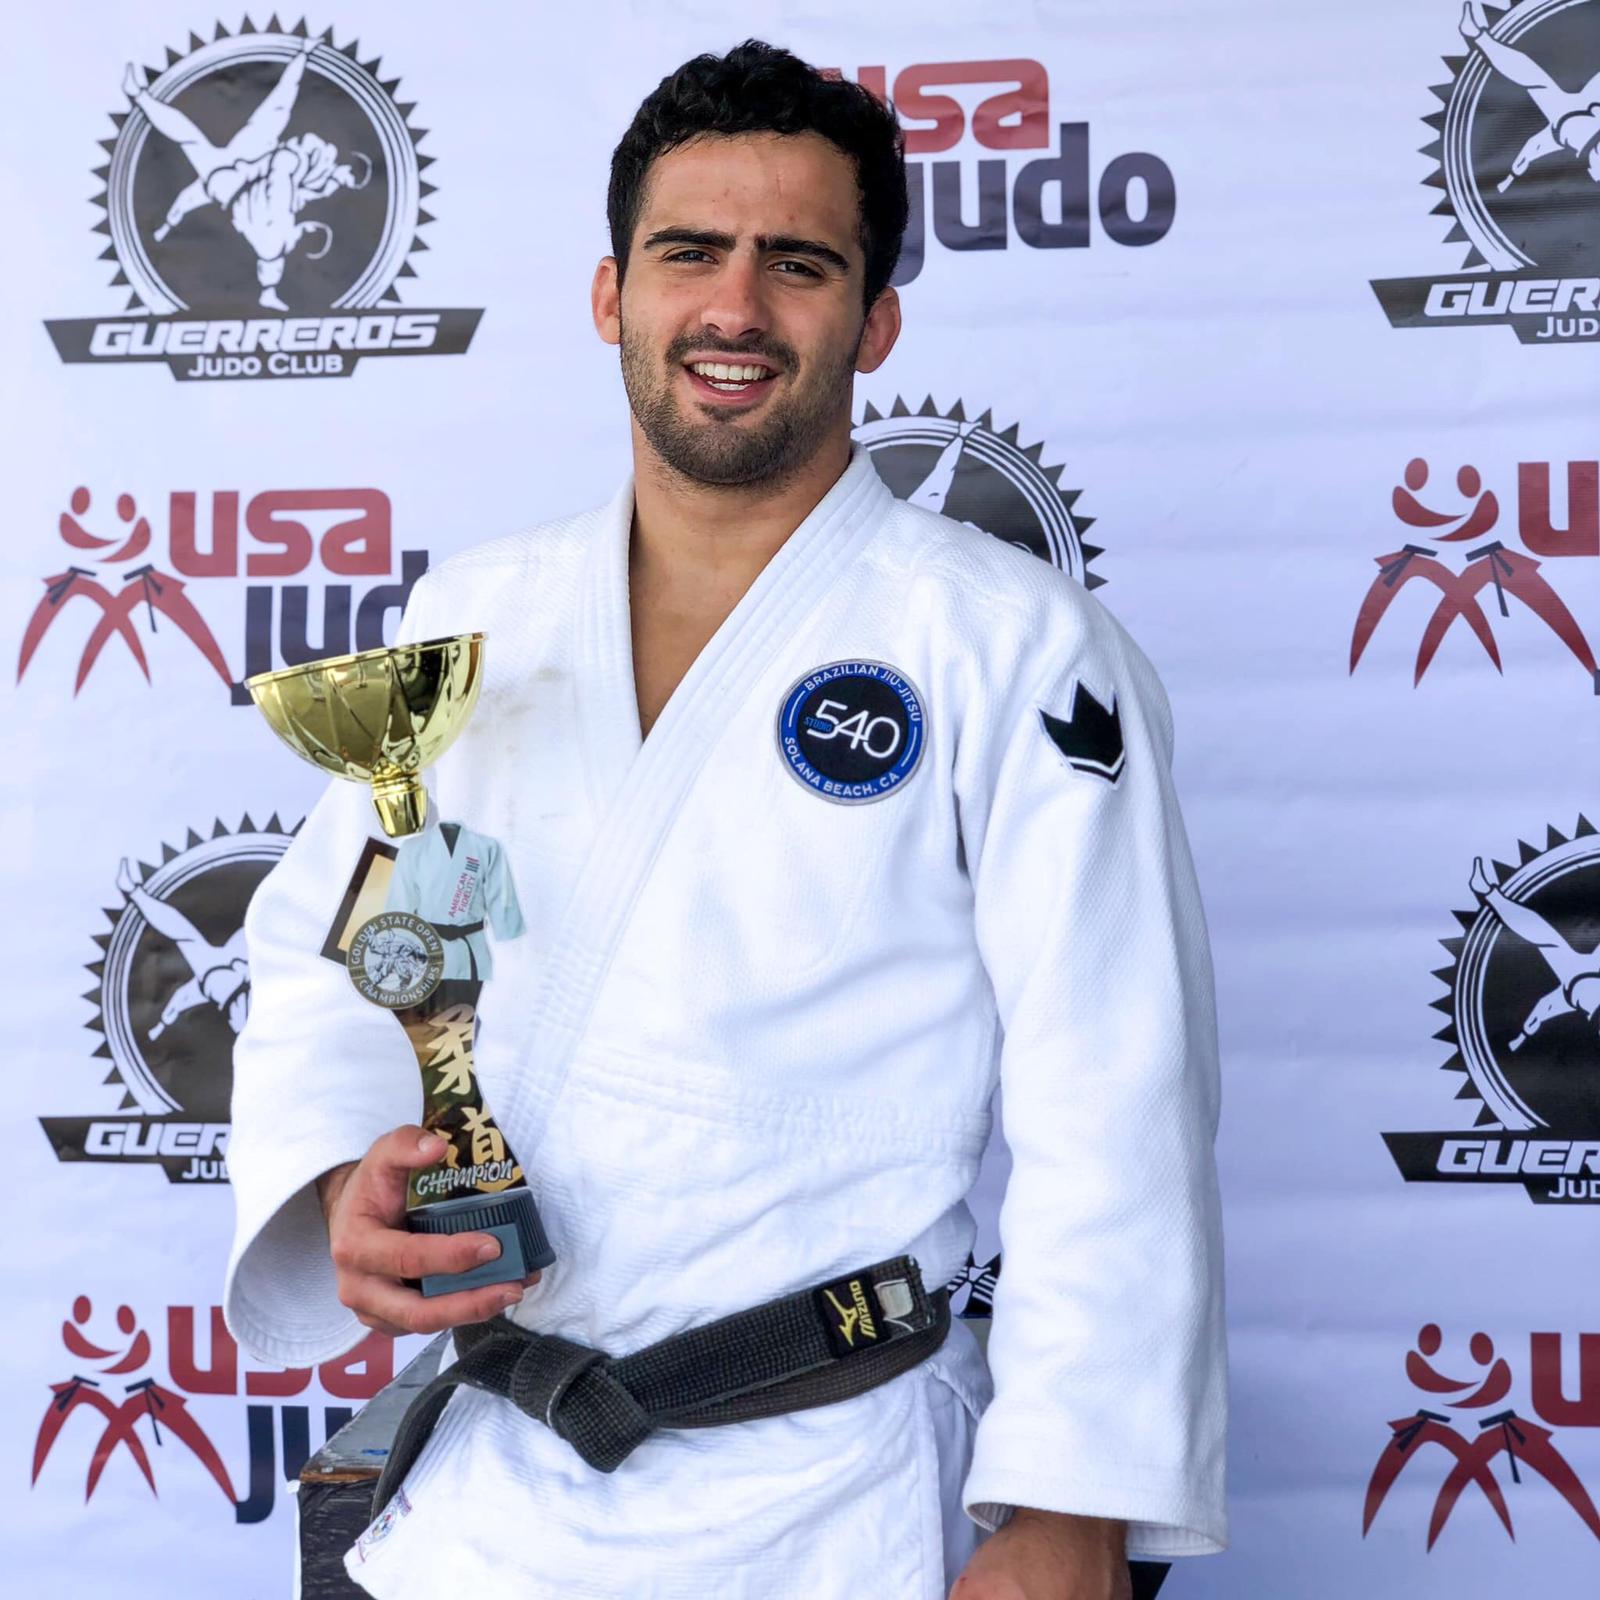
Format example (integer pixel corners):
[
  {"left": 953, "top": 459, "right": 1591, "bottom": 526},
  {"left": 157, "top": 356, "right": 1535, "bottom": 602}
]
[{"left": 406, "top": 1188, "right": 556, "bottom": 1298}]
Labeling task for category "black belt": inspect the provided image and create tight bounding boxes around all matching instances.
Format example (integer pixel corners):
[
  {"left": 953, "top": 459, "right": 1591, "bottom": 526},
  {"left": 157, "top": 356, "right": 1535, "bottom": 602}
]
[
  {"left": 373, "top": 1256, "right": 948, "bottom": 1514},
  {"left": 430, "top": 919, "right": 486, "bottom": 980}
]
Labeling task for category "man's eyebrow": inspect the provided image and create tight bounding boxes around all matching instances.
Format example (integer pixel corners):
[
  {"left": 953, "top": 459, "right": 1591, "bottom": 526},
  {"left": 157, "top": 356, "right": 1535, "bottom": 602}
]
[
  {"left": 761, "top": 235, "right": 851, "bottom": 274},
  {"left": 640, "top": 227, "right": 851, "bottom": 274}
]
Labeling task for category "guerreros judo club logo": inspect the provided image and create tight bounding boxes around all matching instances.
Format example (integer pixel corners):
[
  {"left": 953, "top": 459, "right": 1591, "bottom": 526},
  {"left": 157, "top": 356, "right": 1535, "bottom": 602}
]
[
  {"left": 1384, "top": 818, "right": 1600, "bottom": 1203},
  {"left": 38, "top": 818, "right": 297, "bottom": 1184},
  {"left": 853, "top": 398, "right": 1102, "bottom": 588},
  {"left": 1371, "top": 0, "right": 1600, "bottom": 344},
  {"left": 45, "top": 19, "right": 481, "bottom": 380}
]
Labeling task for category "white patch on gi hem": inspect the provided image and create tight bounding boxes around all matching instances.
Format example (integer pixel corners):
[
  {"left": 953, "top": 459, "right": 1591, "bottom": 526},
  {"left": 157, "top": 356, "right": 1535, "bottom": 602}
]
[{"left": 355, "top": 1486, "right": 412, "bottom": 1563}]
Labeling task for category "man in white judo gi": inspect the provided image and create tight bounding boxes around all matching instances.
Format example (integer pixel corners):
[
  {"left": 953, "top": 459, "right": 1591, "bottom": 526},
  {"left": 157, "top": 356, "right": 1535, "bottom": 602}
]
[{"left": 225, "top": 40, "right": 1226, "bottom": 1600}]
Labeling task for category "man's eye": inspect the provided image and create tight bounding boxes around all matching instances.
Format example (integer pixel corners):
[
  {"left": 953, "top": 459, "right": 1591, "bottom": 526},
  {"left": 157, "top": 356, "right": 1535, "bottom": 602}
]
[
  {"left": 665, "top": 249, "right": 712, "bottom": 263},
  {"left": 773, "top": 260, "right": 820, "bottom": 277}
]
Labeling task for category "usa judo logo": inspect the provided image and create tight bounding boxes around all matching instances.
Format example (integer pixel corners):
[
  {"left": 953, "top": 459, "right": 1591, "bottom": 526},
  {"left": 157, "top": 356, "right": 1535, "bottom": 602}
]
[
  {"left": 38, "top": 817, "right": 297, "bottom": 1185},
  {"left": 1348, "top": 456, "right": 1597, "bottom": 687},
  {"left": 31, "top": 1292, "right": 395, "bottom": 1526},
  {"left": 1371, "top": 0, "right": 1600, "bottom": 343},
  {"left": 14, "top": 482, "right": 427, "bottom": 701},
  {"left": 822, "top": 60, "right": 1177, "bottom": 287},
  {"left": 1383, "top": 818, "right": 1600, "bottom": 1203},
  {"left": 854, "top": 398, "right": 1103, "bottom": 586},
  {"left": 44, "top": 19, "right": 483, "bottom": 379},
  {"left": 1363, "top": 1324, "right": 1600, "bottom": 1548},
  {"left": 778, "top": 661, "right": 926, "bottom": 805}
]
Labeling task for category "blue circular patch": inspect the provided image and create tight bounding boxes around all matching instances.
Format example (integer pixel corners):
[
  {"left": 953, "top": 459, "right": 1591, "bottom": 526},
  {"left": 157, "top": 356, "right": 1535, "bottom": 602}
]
[{"left": 776, "top": 660, "right": 926, "bottom": 805}]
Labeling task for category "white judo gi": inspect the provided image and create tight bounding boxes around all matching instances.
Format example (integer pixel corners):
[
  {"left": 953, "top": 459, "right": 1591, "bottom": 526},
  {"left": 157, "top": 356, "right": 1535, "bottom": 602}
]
[
  {"left": 384, "top": 820, "right": 525, "bottom": 981},
  {"left": 224, "top": 447, "right": 1227, "bottom": 1598}
]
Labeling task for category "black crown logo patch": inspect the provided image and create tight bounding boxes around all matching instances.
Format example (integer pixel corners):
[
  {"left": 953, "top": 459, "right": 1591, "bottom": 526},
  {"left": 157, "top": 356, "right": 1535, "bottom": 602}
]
[{"left": 1040, "top": 682, "right": 1125, "bottom": 783}]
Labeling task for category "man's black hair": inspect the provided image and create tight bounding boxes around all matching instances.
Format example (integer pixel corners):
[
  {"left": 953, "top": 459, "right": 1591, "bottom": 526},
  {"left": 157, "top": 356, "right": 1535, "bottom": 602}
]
[{"left": 607, "top": 40, "right": 907, "bottom": 308}]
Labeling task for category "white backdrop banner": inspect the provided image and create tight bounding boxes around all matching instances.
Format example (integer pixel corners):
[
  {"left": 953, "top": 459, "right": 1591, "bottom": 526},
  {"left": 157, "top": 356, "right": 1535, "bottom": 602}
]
[{"left": 5, "top": 1, "right": 1599, "bottom": 1594}]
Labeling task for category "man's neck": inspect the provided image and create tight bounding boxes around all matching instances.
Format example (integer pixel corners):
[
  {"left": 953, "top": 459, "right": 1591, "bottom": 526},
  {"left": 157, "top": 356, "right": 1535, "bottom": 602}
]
[
  {"left": 628, "top": 422, "right": 854, "bottom": 585},
  {"left": 623, "top": 422, "right": 857, "bottom": 739}
]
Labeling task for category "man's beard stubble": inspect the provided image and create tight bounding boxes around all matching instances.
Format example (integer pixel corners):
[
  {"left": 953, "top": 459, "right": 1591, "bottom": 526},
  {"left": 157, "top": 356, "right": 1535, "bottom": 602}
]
[{"left": 618, "top": 319, "right": 860, "bottom": 490}]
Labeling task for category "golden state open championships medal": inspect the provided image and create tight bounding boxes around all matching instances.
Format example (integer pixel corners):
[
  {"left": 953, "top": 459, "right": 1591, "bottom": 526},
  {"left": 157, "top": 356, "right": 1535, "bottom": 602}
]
[{"left": 247, "top": 634, "right": 554, "bottom": 1296}]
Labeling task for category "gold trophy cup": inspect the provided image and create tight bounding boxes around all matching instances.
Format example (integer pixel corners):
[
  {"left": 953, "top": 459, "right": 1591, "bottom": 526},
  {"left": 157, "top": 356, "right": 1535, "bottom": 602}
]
[
  {"left": 247, "top": 635, "right": 554, "bottom": 1295},
  {"left": 248, "top": 632, "right": 485, "bottom": 839}
]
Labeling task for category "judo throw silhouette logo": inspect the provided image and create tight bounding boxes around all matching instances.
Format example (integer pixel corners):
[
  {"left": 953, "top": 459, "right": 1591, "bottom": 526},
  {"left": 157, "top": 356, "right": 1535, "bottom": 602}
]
[
  {"left": 1363, "top": 1323, "right": 1600, "bottom": 1549},
  {"left": 38, "top": 817, "right": 297, "bottom": 1185},
  {"left": 854, "top": 398, "right": 1103, "bottom": 587},
  {"left": 44, "top": 19, "right": 483, "bottom": 380},
  {"left": 1371, "top": 0, "right": 1600, "bottom": 343},
  {"left": 1383, "top": 818, "right": 1600, "bottom": 1203}
]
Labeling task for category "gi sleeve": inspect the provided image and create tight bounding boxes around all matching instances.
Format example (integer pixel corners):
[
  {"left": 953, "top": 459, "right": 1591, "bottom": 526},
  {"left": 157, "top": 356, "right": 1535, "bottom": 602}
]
[
  {"left": 484, "top": 838, "right": 526, "bottom": 941},
  {"left": 223, "top": 580, "right": 437, "bottom": 1369},
  {"left": 959, "top": 597, "right": 1227, "bottom": 1558}
]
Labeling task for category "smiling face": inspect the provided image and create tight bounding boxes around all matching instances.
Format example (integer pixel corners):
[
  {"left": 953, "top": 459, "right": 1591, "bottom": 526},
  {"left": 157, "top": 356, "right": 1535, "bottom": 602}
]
[{"left": 594, "top": 130, "right": 899, "bottom": 490}]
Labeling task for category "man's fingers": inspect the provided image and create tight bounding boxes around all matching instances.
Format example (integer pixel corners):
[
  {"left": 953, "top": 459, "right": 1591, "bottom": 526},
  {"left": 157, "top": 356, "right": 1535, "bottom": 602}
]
[
  {"left": 340, "top": 1127, "right": 450, "bottom": 1224},
  {"left": 331, "top": 1128, "right": 544, "bottom": 1332},
  {"left": 347, "top": 1276, "right": 525, "bottom": 1337},
  {"left": 334, "top": 1221, "right": 508, "bottom": 1283},
  {"left": 355, "top": 1313, "right": 413, "bottom": 1339},
  {"left": 369, "top": 1124, "right": 449, "bottom": 1175}
]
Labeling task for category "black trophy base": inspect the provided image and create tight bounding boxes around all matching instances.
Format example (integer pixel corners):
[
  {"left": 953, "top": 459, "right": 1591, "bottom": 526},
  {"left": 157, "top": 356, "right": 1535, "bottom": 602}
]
[{"left": 406, "top": 1188, "right": 556, "bottom": 1298}]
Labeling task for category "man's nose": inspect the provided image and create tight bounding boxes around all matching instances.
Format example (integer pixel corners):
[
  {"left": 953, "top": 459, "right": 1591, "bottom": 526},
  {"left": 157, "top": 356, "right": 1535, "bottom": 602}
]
[{"left": 698, "top": 252, "right": 769, "bottom": 343}]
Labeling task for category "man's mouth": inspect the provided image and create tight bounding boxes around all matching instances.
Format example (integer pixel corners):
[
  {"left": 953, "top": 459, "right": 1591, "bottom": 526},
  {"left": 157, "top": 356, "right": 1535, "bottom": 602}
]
[{"left": 682, "top": 358, "right": 780, "bottom": 397}]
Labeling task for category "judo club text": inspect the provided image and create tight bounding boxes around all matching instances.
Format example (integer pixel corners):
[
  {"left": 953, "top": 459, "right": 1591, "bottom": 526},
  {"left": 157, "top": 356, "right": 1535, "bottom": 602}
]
[
  {"left": 32, "top": 1296, "right": 396, "bottom": 1526},
  {"left": 822, "top": 59, "right": 1177, "bottom": 285},
  {"left": 15, "top": 485, "right": 427, "bottom": 701}
]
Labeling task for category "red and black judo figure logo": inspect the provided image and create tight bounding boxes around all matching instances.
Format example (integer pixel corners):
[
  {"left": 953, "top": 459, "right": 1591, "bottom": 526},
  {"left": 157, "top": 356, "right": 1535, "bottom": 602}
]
[
  {"left": 35, "top": 1297, "right": 235, "bottom": 1510},
  {"left": 855, "top": 398, "right": 1103, "bottom": 586},
  {"left": 18, "top": 487, "right": 234, "bottom": 697},
  {"left": 32, "top": 1295, "right": 394, "bottom": 1524},
  {"left": 1371, "top": 0, "right": 1600, "bottom": 344},
  {"left": 38, "top": 819, "right": 295, "bottom": 1185},
  {"left": 1364, "top": 1325, "right": 1600, "bottom": 1548},
  {"left": 1349, "top": 457, "right": 1597, "bottom": 689},
  {"left": 1383, "top": 819, "right": 1600, "bottom": 1203},
  {"left": 44, "top": 18, "right": 482, "bottom": 379},
  {"left": 16, "top": 481, "right": 426, "bottom": 699}
]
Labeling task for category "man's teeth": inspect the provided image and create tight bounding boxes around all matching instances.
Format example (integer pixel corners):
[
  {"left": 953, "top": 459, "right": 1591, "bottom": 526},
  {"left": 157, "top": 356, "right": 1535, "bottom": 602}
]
[{"left": 689, "top": 361, "right": 773, "bottom": 384}]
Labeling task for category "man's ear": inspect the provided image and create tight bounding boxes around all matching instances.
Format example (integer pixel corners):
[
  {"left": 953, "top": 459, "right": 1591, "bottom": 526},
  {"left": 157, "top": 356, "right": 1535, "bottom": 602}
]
[
  {"left": 592, "top": 257, "right": 621, "bottom": 346},
  {"left": 855, "top": 284, "right": 901, "bottom": 375}
]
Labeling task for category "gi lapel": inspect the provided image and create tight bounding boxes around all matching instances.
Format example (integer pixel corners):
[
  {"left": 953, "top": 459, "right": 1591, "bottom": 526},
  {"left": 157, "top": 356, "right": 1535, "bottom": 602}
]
[
  {"left": 489, "top": 447, "right": 894, "bottom": 1158},
  {"left": 571, "top": 478, "right": 641, "bottom": 820}
]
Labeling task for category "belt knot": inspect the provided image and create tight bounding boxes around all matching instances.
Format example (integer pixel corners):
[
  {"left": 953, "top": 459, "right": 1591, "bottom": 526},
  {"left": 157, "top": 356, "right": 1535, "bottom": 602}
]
[{"left": 500, "top": 1331, "right": 652, "bottom": 1473}]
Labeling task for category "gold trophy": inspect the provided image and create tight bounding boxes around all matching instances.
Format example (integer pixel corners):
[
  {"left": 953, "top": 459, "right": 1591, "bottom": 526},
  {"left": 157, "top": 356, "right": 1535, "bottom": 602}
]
[{"left": 248, "top": 634, "right": 554, "bottom": 1296}]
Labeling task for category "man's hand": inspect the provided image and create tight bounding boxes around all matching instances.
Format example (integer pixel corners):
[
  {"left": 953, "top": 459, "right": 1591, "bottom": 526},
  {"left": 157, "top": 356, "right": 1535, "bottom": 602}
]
[
  {"left": 950, "top": 1510, "right": 1131, "bottom": 1600},
  {"left": 318, "top": 1125, "right": 542, "bottom": 1338}
]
